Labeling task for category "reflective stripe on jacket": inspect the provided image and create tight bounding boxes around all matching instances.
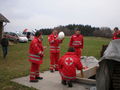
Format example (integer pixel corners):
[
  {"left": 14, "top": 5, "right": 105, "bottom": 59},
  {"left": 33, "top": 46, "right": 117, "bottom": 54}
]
[
  {"left": 60, "top": 72, "right": 76, "bottom": 79},
  {"left": 29, "top": 37, "right": 44, "bottom": 64}
]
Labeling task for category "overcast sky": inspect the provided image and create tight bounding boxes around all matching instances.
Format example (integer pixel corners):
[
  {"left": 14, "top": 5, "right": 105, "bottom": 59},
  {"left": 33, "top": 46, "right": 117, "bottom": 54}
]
[{"left": 0, "top": 0, "right": 120, "bottom": 32}]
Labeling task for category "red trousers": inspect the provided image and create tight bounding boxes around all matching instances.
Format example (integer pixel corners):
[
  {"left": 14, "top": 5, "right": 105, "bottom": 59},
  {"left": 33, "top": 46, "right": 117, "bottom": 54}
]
[
  {"left": 30, "top": 63, "right": 40, "bottom": 80},
  {"left": 75, "top": 48, "right": 82, "bottom": 58},
  {"left": 50, "top": 53, "right": 60, "bottom": 70}
]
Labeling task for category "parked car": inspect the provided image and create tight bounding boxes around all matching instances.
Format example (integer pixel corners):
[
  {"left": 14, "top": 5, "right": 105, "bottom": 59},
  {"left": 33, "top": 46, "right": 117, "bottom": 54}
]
[
  {"left": 4, "top": 32, "right": 19, "bottom": 43},
  {"left": 4, "top": 32, "right": 28, "bottom": 43},
  {"left": 16, "top": 33, "right": 28, "bottom": 43}
]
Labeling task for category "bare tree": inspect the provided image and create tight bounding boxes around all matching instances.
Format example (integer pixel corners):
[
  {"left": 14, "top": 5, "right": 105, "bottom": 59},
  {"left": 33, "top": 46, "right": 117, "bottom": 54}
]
[{"left": 93, "top": 27, "right": 112, "bottom": 38}]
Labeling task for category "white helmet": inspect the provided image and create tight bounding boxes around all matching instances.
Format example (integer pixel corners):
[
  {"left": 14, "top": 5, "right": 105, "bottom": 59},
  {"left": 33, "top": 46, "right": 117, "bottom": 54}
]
[{"left": 58, "top": 32, "right": 65, "bottom": 40}]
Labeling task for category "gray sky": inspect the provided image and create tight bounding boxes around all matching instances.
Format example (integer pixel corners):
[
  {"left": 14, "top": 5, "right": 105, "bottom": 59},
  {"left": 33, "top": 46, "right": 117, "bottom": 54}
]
[{"left": 0, "top": 0, "right": 120, "bottom": 32}]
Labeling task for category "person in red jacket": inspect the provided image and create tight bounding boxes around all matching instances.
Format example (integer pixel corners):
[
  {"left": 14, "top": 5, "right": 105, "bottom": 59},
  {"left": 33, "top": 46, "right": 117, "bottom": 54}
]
[
  {"left": 58, "top": 47, "right": 83, "bottom": 87},
  {"left": 48, "top": 29, "right": 63, "bottom": 72},
  {"left": 69, "top": 29, "right": 84, "bottom": 58},
  {"left": 112, "top": 27, "right": 120, "bottom": 40},
  {"left": 29, "top": 31, "right": 45, "bottom": 82}
]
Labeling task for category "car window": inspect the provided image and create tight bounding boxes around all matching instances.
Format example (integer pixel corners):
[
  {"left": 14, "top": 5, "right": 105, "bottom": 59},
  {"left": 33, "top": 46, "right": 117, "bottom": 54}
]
[
  {"left": 12, "top": 33, "right": 15, "bottom": 36},
  {"left": 17, "top": 33, "right": 25, "bottom": 37}
]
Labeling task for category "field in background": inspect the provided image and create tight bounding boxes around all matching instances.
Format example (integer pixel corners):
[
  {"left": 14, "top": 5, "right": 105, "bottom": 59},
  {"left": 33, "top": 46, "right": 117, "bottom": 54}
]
[{"left": 0, "top": 36, "right": 111, "bottom": 90}]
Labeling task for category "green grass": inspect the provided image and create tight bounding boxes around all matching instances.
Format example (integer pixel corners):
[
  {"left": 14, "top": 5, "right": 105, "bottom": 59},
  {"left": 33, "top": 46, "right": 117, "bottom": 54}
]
[{"left": 0, "top": 36, "right": 111, "bottom": 90}]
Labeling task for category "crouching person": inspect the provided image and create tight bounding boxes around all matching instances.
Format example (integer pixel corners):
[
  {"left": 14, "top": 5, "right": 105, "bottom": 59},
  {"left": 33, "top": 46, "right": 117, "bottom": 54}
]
[
  {"left": 29, "top": 31, "right": 44, "bottom": 83},
  {"left": 58, "top": 47, "right": 83, "bottom": 87}
]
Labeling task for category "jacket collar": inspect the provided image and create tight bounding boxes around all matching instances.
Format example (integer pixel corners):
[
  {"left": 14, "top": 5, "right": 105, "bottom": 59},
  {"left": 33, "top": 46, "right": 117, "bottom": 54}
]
[
  {"left": 65, "top": 52, "right": 76, "bottom": 55},
  {"left": 34, "top": 36, "right": 41, "bottom": 42},
  {"left": 52, "top": 33, "right": 58, "bottom": 36},
  {"left": 75, "top": 34, "right": 81, "bottom": 37}
]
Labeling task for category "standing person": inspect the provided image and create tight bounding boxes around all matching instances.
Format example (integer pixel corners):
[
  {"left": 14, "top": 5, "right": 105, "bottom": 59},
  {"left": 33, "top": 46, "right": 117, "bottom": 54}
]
[
  {"left": 0, "top": 35, "right": 9, "bottom": 59},
  {"left": 112, "top": 27, "right": 120, "bottom": 40},
  {"left": 69, "top": 29, "right": 84, "bottom": 58},
  {"left": 58, "top": 47, "right": 83, "bottom": 87},
  {"left": 29, "top": 31, "right": 44, "bottom": 82},
  {"left": 48, "top": 29, "right": 63, "bottom": 72}
]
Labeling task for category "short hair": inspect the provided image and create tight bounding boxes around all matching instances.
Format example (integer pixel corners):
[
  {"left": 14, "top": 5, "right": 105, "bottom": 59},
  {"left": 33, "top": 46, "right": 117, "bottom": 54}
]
[
  {"left": 35, "top": 30, "right": 42, "bottom": 37},
  {"left": 114, "top": 27, "right": 119, "bottom": 30},
  {"left": 75, "top": 28, "right": 80, "bottom": 31},
  {"left": 68, "top": 47, "right": 75, "bottom": 52},
  {"left": 52, "top": 29, "right": 58, "bottom": 32}
]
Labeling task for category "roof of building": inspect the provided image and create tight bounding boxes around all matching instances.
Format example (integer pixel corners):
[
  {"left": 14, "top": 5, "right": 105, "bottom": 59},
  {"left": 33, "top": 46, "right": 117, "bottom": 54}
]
[{"left": 0, "top": 13, "right": 10, "bottom": 23}]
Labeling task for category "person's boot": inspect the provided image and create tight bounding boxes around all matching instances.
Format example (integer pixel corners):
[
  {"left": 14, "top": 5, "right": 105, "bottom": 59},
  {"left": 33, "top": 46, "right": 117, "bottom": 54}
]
[
  {"left": 61, "top": 80, "right": 67, "bottom": 85},
  {"left": 36, "top": 77, "right": 43, "bottom": 80},
  {"left": 55, "top": 68, "right": 58, "bottom": 71},
  {"left": 55, "top": 65, "right": 59, "bottom": 71},
  {"left": 68, "top": 81, "right": 73, "bottom": 87},
  {"left": 50, "top": 69, "right": 54, "bottom": 73},
  {"left": 30, "top": 79, "right": 38, "bottom": 83}
]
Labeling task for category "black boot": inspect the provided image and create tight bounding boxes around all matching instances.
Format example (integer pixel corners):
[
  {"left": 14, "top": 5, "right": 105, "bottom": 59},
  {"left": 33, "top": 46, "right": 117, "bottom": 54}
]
[
  {"left": 55, "top": 69, "right": 58, "bottom": 71},
  {"left": 30, "top": 79, "right": 38, "bottom": 83},
  {"left": 55, "top": 68, "right": 58, "bottom": 71},
  {"left": 36, "top": 77, "right": 43, "bottom": 80},
  {"left": 50, "top": 70, "right": 54, "bottom": 73},
  {"left": 61, "top": 80, "right": 67, "bottom": 85},
  {"left": 68, "top": 81, "right": 73, "bottom": 87}
]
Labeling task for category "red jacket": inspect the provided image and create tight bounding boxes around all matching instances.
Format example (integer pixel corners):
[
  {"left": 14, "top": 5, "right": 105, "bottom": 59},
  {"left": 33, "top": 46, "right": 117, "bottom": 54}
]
[
  {"left": 112, "top": 31, "right": 120, "bottom": 40},
  {"left": 58, "top": 52, "right": 83, "bottom": 80},
  {"left": 29, "top": 37, "right": 44, "bottom": 64},
  {"left": 48, "top": 34, "right": 62, "bottom": 53},
  {"left": 69, "top": 34, "right": 83, "bottom": 49}
]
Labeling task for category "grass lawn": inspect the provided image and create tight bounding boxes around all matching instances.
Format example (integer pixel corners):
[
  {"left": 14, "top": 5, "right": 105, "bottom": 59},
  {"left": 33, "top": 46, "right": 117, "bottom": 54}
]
[{"left": 0, "top": 36, "right": 111, "bottom": 90}]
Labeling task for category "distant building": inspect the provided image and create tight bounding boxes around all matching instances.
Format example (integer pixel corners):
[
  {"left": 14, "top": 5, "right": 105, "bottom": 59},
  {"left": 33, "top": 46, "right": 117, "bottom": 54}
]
[{"left": 0, "top": 13, "right": 10, "bottom": 41}]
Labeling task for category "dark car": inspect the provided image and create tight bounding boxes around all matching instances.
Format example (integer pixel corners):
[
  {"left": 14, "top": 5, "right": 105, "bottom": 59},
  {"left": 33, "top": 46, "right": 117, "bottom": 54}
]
[{"left": 4, "top": 32, "right": 19, "bottom": 43}]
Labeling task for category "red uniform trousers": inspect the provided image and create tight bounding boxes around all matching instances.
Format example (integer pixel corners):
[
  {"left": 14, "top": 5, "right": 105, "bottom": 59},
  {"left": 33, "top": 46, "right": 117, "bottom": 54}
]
[
  {"left": 75, "top": 48, "right": 82, "bottom": 58},
  {"left": 30, "top": 63, "right": 40, "bottom": 80},
  {"left": 50, "top": 52, "right": 60, "bottom": 70}
]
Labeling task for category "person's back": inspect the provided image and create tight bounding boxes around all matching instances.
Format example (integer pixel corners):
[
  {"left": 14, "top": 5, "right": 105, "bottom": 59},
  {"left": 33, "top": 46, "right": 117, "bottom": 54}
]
[
  {"left": 58, "top": 47, "right": 83, "bottom": 87},
  {"left": 59, "top": 52, "right": 82, "bottom": 79},
  {"left": 0, "top": 35, "right": 9, "bottom": 58},
  {"left": 1, "top": 37, "right": 9, "bottom": 47}
]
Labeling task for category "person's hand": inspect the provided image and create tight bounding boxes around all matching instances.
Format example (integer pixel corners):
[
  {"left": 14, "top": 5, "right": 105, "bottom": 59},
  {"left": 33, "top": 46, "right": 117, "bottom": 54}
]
[
  {"left": 81, "top": 69, "right": 84, "bottom": 78},
  {"left": 61, "top": 37, "right": 65, "bottom": 41},
  {"left": 80, "top": 48, "right": 82, "bottom": 52},
  {"left": 59, "top": 37, "right": 65, "bottom": 41},
  {"left": 38, "top": 51, "right": 43, "bottom": 55},
  {"left": 56, "top": 37, "right": 59, "bottom": 40},
  {"left": 43, "top": 46, "right": 47, "bottom": 49}
]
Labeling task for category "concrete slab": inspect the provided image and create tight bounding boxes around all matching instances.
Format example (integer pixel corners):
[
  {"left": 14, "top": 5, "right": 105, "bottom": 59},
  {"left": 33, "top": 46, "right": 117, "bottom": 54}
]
[{"left": 12, "top": 71, "right": 93, "bottom": 90}]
